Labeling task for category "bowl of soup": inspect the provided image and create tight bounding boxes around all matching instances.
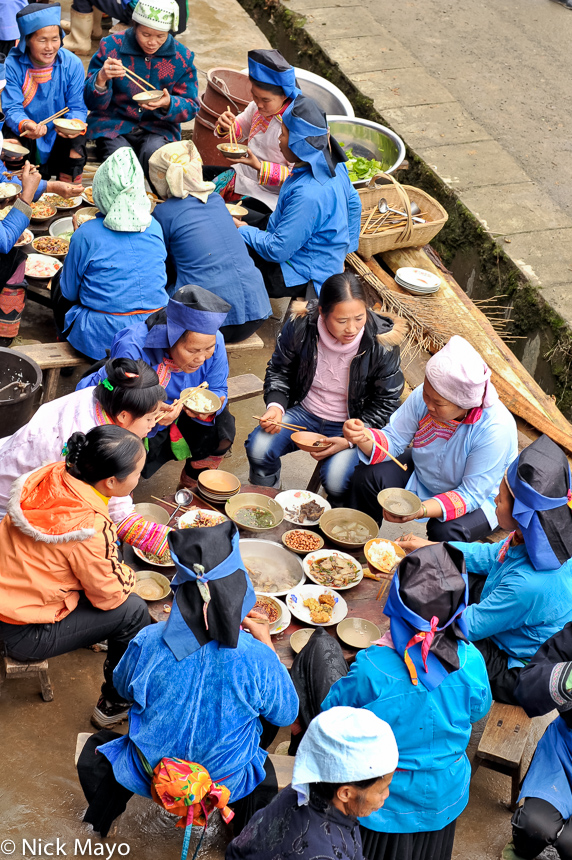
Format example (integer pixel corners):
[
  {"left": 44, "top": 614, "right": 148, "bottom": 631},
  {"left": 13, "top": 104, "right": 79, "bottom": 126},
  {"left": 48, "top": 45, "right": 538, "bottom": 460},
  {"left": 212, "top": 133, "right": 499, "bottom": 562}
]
[{"left": 225, "top": 493, "right": 284, "bottom": 533}]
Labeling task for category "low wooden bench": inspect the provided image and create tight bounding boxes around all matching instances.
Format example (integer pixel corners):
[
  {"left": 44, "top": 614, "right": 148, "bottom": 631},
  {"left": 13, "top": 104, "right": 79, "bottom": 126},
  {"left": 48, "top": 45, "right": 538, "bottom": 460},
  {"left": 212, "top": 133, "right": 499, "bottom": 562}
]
[
  {"left": 0, "top": 653, "right": 53, "bottom": 702},
  {"left": 472, "top": 701, "right": 533, "bottom": 810},
  {"left": 14, "top": 342, "right": 84, "bottom": 403},
  {"left": 228, "top": 373, "right": 263, "bottom": 403},
  {"left": 225, "top": 333, "right": 264, "bottom": 353}
]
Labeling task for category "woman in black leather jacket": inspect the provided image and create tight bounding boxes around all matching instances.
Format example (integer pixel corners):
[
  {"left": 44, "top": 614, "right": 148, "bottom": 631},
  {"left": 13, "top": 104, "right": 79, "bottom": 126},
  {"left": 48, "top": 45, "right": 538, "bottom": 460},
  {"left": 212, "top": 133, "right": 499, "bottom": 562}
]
[{"left": 245, "top": 272, "right": 405, "bottom": 503}]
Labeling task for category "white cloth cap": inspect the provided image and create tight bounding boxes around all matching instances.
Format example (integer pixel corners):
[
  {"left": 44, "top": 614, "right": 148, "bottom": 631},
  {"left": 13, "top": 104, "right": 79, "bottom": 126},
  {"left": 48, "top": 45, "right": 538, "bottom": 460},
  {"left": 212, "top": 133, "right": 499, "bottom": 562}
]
[
  {"left": 425, "top": 334, "right": 498, "bottom": 410},
  {"left": 291, "top": 706, "right": 399, "bottom": 805}
]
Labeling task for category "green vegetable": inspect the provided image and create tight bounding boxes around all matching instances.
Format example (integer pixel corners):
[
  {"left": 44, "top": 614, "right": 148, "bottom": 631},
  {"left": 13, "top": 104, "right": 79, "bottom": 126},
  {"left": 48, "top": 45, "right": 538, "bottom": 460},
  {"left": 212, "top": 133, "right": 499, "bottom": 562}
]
[{"left": 343, "top": 146, "right": 385, "bottom": 183}]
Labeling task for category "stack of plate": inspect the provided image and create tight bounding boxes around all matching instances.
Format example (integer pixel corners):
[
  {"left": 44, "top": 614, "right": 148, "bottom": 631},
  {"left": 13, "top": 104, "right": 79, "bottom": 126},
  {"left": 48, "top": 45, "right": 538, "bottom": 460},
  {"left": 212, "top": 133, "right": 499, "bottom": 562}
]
[
  {"left": 395, "top": 267, "right": 441, "bottom": 295},
  {"left": 197, "top": 470, "right": 241, "bottom": 504}
]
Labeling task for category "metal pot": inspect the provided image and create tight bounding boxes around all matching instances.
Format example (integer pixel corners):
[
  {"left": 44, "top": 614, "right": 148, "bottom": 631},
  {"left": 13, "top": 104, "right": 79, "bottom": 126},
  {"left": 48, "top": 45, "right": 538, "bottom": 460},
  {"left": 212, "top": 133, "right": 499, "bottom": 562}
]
[
  {"left": 0, "top": 347, "right": 43, "bottom": 438},
  {"left": 327, "top": 116, "right": 406, "bottom": 186}
]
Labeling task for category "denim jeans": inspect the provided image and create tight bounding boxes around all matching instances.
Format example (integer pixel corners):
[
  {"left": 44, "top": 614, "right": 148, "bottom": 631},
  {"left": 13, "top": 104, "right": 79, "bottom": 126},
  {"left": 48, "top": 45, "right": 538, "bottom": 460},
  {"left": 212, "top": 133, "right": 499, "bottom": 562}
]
[{"left": 245, "top": 404, "right": 360, "bottom": 501}]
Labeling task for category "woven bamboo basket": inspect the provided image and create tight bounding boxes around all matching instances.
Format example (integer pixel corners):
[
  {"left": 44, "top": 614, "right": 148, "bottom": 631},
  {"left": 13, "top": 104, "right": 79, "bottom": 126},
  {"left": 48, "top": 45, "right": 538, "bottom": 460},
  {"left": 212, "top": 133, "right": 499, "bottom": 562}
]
[{"left": 357, "top": 174, "right": 448, "bottom": 260}]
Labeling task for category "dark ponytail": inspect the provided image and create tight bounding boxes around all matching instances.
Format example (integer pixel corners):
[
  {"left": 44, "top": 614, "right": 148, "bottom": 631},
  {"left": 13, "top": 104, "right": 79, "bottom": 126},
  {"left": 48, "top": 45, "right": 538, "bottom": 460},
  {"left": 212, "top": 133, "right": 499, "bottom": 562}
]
[
  {"left": 65, "top": 425, "right": 145, "bottom": 485},
  {"left": 93, "top": 358, "right": 166, "bottom": 420},
  {"left": 318, "top": 272, "right": 368, "bottom": 317}
]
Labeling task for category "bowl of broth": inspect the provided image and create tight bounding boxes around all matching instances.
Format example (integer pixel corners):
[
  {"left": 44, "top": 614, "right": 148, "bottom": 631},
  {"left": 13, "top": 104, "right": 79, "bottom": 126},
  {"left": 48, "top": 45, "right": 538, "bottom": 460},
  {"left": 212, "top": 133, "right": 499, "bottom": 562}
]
[{"left": 226, "top": 492, "right": 284, "bottom": 532}]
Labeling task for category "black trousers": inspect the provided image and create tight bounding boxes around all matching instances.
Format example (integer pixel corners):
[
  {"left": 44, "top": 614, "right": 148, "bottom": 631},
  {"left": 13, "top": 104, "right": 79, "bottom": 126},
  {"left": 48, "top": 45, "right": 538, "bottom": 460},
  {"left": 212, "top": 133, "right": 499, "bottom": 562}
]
[
  {"left": 142, "top": 404, "right": 236, "bottom": 479},
  {"left": 245, "top": 245, "right": 316, "bottom": 301},
  {"left": 347, "top": 449, "right": 492, "bottom": 542},
  {"left": 220, "top": 317, "right": 266, "bottom": 344},
  {"left": 0, "top": 593, "right": 150, "bottom": 702},
  {"left": 513, "top": 797, "right": 572, "bottom": 860},
  {"left": 96, "top": 132, "right": 170, "bottom": 184},
  {"left": 472, "top": 636, "right": 522, "bottom": 705}
]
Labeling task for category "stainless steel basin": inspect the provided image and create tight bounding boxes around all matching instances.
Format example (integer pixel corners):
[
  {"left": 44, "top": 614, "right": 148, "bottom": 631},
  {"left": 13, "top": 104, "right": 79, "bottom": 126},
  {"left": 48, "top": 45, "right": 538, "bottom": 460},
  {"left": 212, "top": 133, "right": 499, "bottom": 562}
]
[{"left": 327, "top": 116, "right": 406, "bottom": 186}]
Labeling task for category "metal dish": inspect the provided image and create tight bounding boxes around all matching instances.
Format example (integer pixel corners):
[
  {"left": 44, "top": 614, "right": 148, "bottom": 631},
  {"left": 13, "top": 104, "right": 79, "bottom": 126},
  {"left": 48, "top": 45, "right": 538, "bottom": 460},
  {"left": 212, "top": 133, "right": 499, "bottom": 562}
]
[
  {"left": 135, "top": 569, "right": 171, "bottom": 601},
  {"left": 240, "top": 538, "right": 304, "bottom": 596},
  {"left": 226, "top": 492, "right": 283, "bottom": 532},
  {"left": 133, "top": 502, "right": 171, "bottom": 526},
  {"left": 319, "top": 507, "right": 379, "bottom": 550},
  {"left": 336, "top": 617, "right": 381, "bottom": 649},
  {"left": 327, "top": 116, "right": 406, "bottom": 187}
]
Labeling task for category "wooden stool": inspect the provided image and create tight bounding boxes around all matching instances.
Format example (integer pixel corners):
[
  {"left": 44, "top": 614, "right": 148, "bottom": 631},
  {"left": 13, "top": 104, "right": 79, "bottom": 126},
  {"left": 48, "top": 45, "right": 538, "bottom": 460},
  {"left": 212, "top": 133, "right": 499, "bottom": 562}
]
[
  {"left": 268, "top": 753, "right": 295, "bottom": 791},
  {"left": 0, "top": 654, "right": 54, "bottom": 702},
  {"left": 306, "top": 462, "right": 322, "bottom": 494},
  {"left": 227, "top": 373, "right": 263, "bottom": 403},
  {"left": 14, "top": 342, "right": 84, "bottom": 403},
  {"left": 472, "top": 701, "right": 533, "bottom": 810},
  {"left": 225, "top": 333, "right": 264, "bottom": 353}
]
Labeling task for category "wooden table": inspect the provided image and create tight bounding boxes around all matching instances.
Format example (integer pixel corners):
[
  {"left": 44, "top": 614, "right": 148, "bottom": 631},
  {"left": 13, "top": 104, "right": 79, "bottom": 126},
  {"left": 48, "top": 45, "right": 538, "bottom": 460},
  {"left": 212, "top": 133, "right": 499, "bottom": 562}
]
[{"left": 131, "top": 485, "right": 390, "bottom": 669}]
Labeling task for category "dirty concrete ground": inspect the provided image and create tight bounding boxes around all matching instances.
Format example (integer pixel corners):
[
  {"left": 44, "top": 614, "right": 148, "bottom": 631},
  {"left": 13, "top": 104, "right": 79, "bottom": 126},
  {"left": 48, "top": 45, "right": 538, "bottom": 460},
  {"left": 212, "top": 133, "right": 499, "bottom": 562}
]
[{"left": 0, "top": 3, "right": 557, "bottom": 858}]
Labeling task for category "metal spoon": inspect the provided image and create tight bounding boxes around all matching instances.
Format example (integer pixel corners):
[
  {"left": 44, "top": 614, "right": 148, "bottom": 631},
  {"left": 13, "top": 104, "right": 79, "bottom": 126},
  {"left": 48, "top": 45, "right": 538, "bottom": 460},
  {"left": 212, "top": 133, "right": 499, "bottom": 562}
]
[
  {"left": 378, "top": 198, "right": 425, "bottom": 224},
  {"left": 167, "top": 488, "right": 193, "bottom": 525}
]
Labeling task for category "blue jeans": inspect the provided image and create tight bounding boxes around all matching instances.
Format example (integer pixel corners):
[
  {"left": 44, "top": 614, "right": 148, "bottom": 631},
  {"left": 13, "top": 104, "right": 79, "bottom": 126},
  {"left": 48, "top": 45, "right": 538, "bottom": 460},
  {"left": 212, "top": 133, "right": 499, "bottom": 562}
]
[{"left": 245, "top": 404, "right": 360, "bottom": 501}]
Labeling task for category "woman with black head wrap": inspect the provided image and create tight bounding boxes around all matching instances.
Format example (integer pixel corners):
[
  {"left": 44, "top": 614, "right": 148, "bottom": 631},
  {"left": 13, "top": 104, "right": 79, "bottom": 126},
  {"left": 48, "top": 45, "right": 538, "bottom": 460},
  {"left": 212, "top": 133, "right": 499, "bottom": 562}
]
[
  {"left": 400, "top": 434, "right": 572, "bottom": 705},
  {"left": 291, "top": 543, "right": 491, "bottom": 860}
]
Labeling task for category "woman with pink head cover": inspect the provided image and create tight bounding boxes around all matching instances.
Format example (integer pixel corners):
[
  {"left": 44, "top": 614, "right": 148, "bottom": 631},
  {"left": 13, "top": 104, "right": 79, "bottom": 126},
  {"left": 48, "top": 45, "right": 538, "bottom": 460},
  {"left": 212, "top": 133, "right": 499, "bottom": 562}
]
[{"left": 344, "top": 335, "right": 518, "bottom": 543}]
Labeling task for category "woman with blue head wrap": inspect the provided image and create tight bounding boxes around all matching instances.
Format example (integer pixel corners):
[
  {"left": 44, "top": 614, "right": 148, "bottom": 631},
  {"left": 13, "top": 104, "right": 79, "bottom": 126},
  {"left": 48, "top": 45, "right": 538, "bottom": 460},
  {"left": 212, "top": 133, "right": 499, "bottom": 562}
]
[
  {"left": 3, "top": 3, "right": 88, "bottom": 185},
  {"left": 400, "top": 433, "right": 572, "bottom": 706},
  {"left": 212, "top": 49, "right": 301, "bottom": 223},
  {"left": 236, "top": 92, "right": 362, "bottom": 298}
]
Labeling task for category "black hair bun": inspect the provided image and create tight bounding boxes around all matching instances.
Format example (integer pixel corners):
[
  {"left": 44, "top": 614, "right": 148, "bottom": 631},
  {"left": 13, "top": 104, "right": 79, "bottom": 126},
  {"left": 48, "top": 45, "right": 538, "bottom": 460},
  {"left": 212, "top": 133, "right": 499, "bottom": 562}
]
[
  {"left": 106, "top": 357, "right": 140, "bottom": 388},
  {"left": 65, "top": 431, "right": 87, "bottom": 470}
]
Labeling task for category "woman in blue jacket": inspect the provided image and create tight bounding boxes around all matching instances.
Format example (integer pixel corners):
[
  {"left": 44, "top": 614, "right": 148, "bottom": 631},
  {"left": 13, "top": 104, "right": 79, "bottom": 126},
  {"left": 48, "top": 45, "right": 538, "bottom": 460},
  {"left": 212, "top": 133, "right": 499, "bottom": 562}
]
[{"left": 321, "top": 543, "right": 491, "bottom": 860}]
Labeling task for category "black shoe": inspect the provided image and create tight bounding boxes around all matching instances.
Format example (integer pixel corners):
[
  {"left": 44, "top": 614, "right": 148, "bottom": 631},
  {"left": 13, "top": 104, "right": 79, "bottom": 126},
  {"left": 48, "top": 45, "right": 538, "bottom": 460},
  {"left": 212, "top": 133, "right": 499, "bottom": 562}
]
[{"left": 91, "top": 696, "right": 131, "bottom": 729}]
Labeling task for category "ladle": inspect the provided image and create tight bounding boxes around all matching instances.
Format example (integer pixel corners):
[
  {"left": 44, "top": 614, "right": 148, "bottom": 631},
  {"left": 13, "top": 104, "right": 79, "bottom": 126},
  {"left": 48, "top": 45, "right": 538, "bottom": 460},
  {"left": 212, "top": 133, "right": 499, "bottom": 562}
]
[
  {"left": 377, "top": 198, "right": 425, "bottom": 224},
  {"left": 167, "top": 488, "right": 193, "bottom": 525}
]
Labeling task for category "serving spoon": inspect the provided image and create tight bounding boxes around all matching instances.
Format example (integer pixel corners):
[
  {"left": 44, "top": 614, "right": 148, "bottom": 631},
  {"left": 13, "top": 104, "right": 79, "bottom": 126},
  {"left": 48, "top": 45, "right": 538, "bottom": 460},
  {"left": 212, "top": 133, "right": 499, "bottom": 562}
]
[
  {"left": 167, "top": 488, "right": 193, "bottom": 525},
  {"left": 378, "top": 198, "right": 426, "bottom": 224}
]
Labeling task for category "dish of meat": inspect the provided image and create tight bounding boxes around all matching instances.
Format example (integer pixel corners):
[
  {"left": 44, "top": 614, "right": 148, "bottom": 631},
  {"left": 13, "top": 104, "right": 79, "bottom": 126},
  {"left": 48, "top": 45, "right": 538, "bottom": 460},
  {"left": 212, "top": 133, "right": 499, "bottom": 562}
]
[{"left": 303, "top": 550, "right": 363, "bottom": 590}]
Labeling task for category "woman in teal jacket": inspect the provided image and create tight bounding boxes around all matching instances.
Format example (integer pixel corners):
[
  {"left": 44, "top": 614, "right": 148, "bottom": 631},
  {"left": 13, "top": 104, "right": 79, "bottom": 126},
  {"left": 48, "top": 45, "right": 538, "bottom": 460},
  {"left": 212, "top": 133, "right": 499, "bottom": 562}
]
[{"left": 321, "top": 543, "right": 491, "bottom": 860}]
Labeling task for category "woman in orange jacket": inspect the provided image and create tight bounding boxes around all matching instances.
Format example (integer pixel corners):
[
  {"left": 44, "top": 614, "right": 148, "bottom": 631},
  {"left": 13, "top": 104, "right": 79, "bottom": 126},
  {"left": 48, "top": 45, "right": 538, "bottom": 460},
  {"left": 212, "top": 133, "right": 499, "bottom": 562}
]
[{"left": 0, "top": 424, "right": 151, "bottom": 728}]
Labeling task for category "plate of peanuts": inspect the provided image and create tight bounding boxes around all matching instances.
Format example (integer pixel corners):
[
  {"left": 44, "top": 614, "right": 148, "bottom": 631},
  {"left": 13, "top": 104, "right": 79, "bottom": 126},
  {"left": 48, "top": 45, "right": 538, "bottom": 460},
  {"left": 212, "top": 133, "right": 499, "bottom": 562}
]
[{"left": 281, "top": 529, "right": 325, "bottom": 555}]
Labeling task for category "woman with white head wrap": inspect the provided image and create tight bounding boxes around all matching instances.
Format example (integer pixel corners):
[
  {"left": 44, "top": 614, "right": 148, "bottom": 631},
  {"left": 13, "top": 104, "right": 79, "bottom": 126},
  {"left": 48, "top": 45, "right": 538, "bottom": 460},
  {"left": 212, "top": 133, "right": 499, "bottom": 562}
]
[
  {"left": 345, "top": 334, "right": 518, "bottom": 542},
  {"left": 226, "top": 707, "right": 397, "bottom": 860}
]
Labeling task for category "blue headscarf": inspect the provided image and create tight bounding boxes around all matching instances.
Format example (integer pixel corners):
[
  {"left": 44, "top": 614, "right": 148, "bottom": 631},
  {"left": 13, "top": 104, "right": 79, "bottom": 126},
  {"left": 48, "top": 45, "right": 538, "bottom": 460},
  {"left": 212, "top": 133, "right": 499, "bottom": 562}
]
[
  {"left": 163, "top": 520, "right": 256, "bottom": 661},
  {"left": 16, "top": 3, "right": 63, "bottom": 54},
  {"left": 506, "top": 434, "right": 572, "bottom": 571},
  {"left": 247, "top": 49, "right": 301, "bottom": 101},
  {"left": 383, "top": 543, "right": 468, "bottom": 691},
  {"left": 145, "top": 284, "right": 230, "bottom": 350},
  {"left": 282, "top": 93, "right": 346, "bottom": 185}
]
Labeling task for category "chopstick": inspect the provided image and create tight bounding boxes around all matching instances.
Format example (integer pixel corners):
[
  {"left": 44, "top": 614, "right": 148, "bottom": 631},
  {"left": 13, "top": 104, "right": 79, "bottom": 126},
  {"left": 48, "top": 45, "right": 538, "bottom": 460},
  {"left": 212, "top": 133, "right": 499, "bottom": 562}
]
[
  {"left": 365, "top": 430, "right": 408, "bottom": 472},
  {"left": 376, "top": 580, "right": 390, "bottom": 601},
  {"left": 227, "top": 105, "right": 238, "bottom": 147},
  {"left": 157, "top": 382, "right": 208, "bottom": 416},
  {"left": 252, "top": 415, "right": 307, "bottom": 432},
  {"left": 121, "top": 65, "right": 157, "bottom": 91},
  {"left": 20, "top": 107, "right": 69, "bottom": 138}
]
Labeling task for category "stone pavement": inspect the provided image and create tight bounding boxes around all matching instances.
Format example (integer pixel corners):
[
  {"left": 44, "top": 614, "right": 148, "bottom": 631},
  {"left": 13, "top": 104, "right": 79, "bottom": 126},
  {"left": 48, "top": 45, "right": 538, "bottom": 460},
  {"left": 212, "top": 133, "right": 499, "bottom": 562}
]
[{"left": 281, "top": 0, "right": 572, "bottom": 326}]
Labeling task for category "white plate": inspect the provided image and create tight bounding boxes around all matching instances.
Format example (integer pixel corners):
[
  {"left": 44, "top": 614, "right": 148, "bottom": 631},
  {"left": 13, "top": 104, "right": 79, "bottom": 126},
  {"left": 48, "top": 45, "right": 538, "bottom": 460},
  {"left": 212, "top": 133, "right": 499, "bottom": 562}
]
[
  {"left": 133, "top": 546, "right": 175, "bottom": 568},
  {"left": 303, "top": 549, "right": 363, "bottom": 590},
  {"left": 178, "top": 509, "right": 226, "bottom": 529},
  {"left": 40, "top": 192, "right": 82, "bottom": 210},
  {"left": 285, "top": 584, "right": 348, "bottom": 627},
  {"left": 396, "top": 267, "right": 441, "bottom": 290},
  {"left": 81, "top": 187, "right": 95, "bottom": 205},
  {"left": 24, "top": 253, "right": 62, "bottom": 279},
  {"left": 275, "top": 490, "right": 331, "bottom": 526},
  {"left": 15, "top": 228, "right": 33, "bottom": 247}
]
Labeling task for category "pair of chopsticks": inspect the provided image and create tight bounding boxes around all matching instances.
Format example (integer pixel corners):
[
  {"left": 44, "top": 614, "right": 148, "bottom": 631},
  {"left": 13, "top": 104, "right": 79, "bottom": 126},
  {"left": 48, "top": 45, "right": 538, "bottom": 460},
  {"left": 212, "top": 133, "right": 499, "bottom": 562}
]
[
  {"left": 226, "top": 105, "right": 239, "bottom": 148},
  {"left": 122, "top": 65, "right": 157, "bottom": 93},
  {"left": 157, "top": 381, "right": 208, "bottom": 416},
  {"left": 253, "top": 415, "right": 307, "bottom": 432},
  {"left": 21, "top": 107, "right": 69, "bottom": 137},
  {"left": 151, "top": 491, "right": 221, "bottom": 515}
]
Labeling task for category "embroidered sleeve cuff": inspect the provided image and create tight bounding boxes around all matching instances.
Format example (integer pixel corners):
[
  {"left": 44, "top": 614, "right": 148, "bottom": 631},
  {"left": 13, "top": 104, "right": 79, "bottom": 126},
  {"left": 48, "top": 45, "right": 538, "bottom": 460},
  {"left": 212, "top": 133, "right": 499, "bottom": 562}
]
[
  {"left": 18, "top": 119, "right": 31, "bottom": 134},
  {"left": 259, "top": 161, "right": 290, "bottom": 187},
  {"left": 13, "top": 198, "right": 32, "bottom": 219},
  {"left": 550, "top": 662, "right": 572, "bottom": 709},
  {"left": 369, "top": 429, "right": 390, "bottom": 465},
  {"left": 433, "top": 491, "right": 467, "bottom": 521},
  {"left": 115, "top": 513, "right": 172, "bottom": 557}
]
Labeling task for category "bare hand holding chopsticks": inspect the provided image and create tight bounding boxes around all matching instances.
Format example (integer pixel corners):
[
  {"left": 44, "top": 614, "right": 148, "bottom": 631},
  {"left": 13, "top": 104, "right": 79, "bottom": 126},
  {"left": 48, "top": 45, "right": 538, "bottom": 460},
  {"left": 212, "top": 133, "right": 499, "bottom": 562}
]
[
  {"left": 343, "top": 418, "right": 408, "bottom": 471},
  {"left": 254, "top": 407, "right": 307, "bottom": 434}
]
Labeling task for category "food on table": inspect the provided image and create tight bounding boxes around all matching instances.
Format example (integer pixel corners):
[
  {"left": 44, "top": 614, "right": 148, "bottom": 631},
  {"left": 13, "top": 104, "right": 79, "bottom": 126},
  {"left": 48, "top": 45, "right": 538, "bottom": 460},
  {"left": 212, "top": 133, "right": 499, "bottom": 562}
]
[
  {"left": 340, "top": 144, "right": 385, "bottom": 183},
  {"left": 367, "top": 540, "right": 400, "bottom": 573},
  {"left": 285, "top": 499, "right": 325, "bottom": 524},
  {"left": 179, "top": 511, "right": 225, "bottom": 528},
  {"left": 283, "top": 530, "right": 323, "bottom": 552},
  {"left": 0, "top": 206, "right": 13, "bottom": 220},
  {"left": 83, "top": 187, "right": 94, "bottom": 204},
  {"left": 33, "top": 236, "right": 69, "bottom": 255},
  {"left": 143, "top": 547, "right": 172, "bottom": 565},
  {"left": 243, "top": 557, "right": 301, "bottom": 593},
  {"left": 77, "top": 211, "right": 96, "bottom": 226},
  {"left": 136, "top": 580, "right": 165, "bottom": 600},
  {"left": 59, "top": 230, "right": 74, "bottom": 242},
  {"left": 308, "top": 555, "right": 360, "bottom": 587},
  {"left": 234, "top": 505, "right": 275, "bottom": 529},
  {"left": 31, "top": 201, "right": 56, "bottom": 218},
  {"left": 45, "top": 194, "right": 77, "bottom": 208},
  {"left": 0, "top": 182, "right": 20, "bottom": 200},
  {"left": 184, "top": 389, "right": 215, "bottom": 413},
  {"left": 329, "top": 522, "right": 371, "bottom": 544},
  {"left": 303, "top": 593, "right": 335, "bottom": 624},
  {"left": 253, "top": 597, "right": 280, "bottom": 623},
  {"left": 25, "top": 257, "right": 62, "bottom": 278}
]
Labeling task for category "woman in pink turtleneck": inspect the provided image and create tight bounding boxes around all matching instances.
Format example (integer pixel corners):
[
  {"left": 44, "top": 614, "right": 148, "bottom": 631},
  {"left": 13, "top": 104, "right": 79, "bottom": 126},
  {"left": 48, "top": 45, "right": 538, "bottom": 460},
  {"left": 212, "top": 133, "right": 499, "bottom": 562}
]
[{"left": 245, "top": 272, "right": 405, "bottom": 504}]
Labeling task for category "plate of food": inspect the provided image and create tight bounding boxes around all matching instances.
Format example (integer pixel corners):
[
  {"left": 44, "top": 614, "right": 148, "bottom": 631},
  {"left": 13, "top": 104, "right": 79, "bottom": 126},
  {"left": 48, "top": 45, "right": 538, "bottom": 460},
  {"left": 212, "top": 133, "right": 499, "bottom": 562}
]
[
  {"left": 25, "top": 253, "right": 63, "bottom": 279},
  {"left": 81, "top": 187, "right": 95, "bottom": 205},
  {"left": 275, "top": 490, "right": 331, "bottom": 526},
  {"left": 281, "top": 529, "right": 324, "bottom": 555},
  {"left": 133, "top": 89, "right": 163, "bottom": 104},
  {"left": 253, "top": 593, "right": 291, "bottom": 635},
  {"left": 226, "top": 493, "right": 283, "bottom": 532},
  {"left": 15, "top": 228, "right": 33, "bottom": 248},
  {"left": 40, "top": 192, "right": 82, "bottom": 210},
  {"left": 133, "top": 545, "right": 175, "bottom": 568},
  {"left": 31, "top": 200, "right": 57, "bottom": 221},
  {"left": 240, "top": 538, "right": 305, "bottom": 596},
  {"left": 286, "top": 584, "right": 348, "bottom": 627},
  {"left": 32, "top": 236, "right": 69, "bottom": 258},
  {"left": 303, "top": 549, "right": 363, "bottom": 590},
  {"left": 178, "top": 509, "right": 226, "bottom": 529},
  {"left": 364, "top": 538, "right": 405, "bottom": 575}
]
